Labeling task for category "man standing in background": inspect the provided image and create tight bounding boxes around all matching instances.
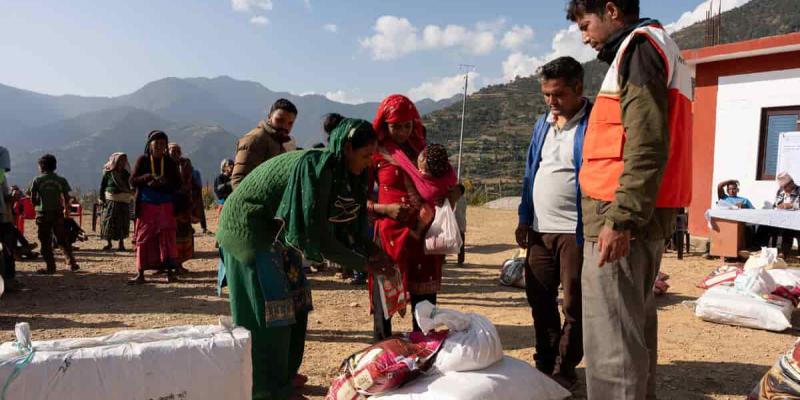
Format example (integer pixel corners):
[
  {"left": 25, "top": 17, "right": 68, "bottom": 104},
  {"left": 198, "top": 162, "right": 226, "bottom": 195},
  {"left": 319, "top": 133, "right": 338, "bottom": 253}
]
[{"left": 231, "top": 99, "right": 298, "bottom": 188}]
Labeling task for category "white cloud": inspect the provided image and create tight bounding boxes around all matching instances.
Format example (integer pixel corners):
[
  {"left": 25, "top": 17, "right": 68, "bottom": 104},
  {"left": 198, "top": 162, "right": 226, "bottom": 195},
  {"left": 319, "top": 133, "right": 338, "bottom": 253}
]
[
  {"left": 502, "top": 53, "right": 544, "bottom": 82},
  {"left": 492, "top": 0, "right": 753, "bottom": 83},
  {"left": 408, "top": 72, "right": 481, "bottom": 101},
  {"left": 250, "top": 16, "right": 270, "bottom": 26},
  {"left": 324, "top": 90, "right": 365, "bottom": 104},
  {"left": 499, "top": 24, "right": 597, "bottom": 82},
  {"left": 501, "top": 25, "right": 534, "bottom": 50},
  {"left": 359, "top": 16, "right": 419, "bottom": 60},
  {"left": 360, "top": 16, "right": 509, "bottom": 61},
  {"left": 546, "top": 24, "right": 597, "bottom": 62},
  {"left": 665, "top": 0, "right": 752, "bottom": 33},
  {"left": 232, "top": 0, "right": 273, "bottom": 12},
  {"left": 323, "top": 24, "right": 338, "bottom": 33}
]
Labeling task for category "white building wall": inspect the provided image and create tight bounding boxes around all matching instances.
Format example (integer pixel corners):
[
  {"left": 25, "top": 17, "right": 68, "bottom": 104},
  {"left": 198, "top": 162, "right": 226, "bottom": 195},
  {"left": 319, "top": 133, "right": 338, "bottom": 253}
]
[{"left": 712, "top": 68, "right": 800, "bottom": 209}]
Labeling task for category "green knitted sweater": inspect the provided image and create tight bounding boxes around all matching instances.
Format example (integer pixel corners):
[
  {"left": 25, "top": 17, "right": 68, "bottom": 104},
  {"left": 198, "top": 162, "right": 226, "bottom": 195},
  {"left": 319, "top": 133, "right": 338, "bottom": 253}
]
[
  {"left": 216, "top": 149, "right": 371, "bottom": 270},
  {"left": 216, "top": 150, "right": 303, "bottom": 263}
]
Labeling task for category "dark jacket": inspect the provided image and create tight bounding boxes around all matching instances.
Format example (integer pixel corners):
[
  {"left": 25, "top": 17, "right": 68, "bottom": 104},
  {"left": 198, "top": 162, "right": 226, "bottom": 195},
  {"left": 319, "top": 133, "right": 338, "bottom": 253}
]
[
  {"left": 130, "top": 154, "right": 182, "bottom": 216},
  {"left": 214, "top": 173, "right": 233, "bottom": 202},
  {"left": 519, "top": 100, "right": 593, "bottom": 244},
  {"left": 230, "top": 121, "right": 286, "bottom": 188}
]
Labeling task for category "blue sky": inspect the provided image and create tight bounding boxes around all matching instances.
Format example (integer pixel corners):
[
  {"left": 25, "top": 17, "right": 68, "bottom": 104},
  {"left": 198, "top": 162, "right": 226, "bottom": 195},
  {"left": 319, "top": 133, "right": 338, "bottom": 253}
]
[{"left": 0, "top": 0, "right": 750, "bottom": 103}]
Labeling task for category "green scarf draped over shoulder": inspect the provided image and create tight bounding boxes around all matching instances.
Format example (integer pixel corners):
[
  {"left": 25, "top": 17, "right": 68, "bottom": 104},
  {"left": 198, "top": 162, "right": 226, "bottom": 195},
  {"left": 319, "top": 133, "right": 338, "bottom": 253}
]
[{"left": 276, "top": 118, "right": 371, "bottom": 262}]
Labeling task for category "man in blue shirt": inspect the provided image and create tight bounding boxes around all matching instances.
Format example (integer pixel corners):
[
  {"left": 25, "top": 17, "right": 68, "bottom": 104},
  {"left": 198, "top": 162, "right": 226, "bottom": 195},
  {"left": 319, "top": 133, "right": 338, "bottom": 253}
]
[
  {"left": 721, "top": 181, "right": 754, "bottom": 209},
  {"left": 516, "top": 56, "right": 592, "bottom": 391}
]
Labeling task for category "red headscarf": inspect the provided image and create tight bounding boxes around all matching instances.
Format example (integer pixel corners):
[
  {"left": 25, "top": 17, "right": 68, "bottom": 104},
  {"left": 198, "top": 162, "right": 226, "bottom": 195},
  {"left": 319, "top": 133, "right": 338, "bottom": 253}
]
[
  {"left": 372, "top": 94, "right": 426, "bottom": 153},
  {"left": 372, "top": 94, "right": 456, "bottom": 204}
]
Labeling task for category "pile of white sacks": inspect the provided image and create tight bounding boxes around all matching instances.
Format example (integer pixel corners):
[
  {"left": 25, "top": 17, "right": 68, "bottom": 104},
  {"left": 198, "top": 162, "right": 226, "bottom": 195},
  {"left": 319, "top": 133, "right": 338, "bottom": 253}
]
[{"left": 695, "top": 248, "right": 800, "bottom": 332}]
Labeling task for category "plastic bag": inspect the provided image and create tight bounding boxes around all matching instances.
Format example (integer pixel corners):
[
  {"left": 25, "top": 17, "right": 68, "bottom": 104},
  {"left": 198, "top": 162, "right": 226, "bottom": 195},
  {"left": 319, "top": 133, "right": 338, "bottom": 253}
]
[
  {"left": 326, "top": 333, "right": 446, "bottom": 400},
  {"left": 415, "top": 301, "right": 504, "bottom": 373},
  {"left": 734, "top": 267, "right": 777, "bottom": 297},
  {"left": 374, "top": 265, "right": 409, "bottom": 320},
  {"left": 695, "top": 285, "right": 793, "bottom": 332},
  {"left": 424, "top": 202, "right": 463, "bottom": 255},
  {"left": 697, "top": 265, "right": 743, "bottom": 289},
  {"left": 499, "top": 258, "right": 526, "bottom": 289},
  {"left": 744, "top": 247, "right": 787, "bottom": 271}
]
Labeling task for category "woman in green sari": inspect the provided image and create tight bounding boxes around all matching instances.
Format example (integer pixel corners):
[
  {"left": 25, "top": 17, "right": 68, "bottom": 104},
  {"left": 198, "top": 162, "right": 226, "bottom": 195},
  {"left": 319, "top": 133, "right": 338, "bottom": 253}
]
[{"left": 216, "top": 118, "right": 389, "bottom": 400}]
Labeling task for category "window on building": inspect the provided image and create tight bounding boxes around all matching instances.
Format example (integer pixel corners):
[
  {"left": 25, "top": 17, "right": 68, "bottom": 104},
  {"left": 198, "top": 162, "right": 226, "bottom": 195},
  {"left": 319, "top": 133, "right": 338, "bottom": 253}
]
[{"left": 758, "top": 106, "right": 800, "bottom": 180}]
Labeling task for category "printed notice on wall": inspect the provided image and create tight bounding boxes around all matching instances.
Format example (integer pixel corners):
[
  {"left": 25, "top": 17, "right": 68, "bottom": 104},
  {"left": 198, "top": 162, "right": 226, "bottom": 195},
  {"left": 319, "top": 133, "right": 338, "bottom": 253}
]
[{"left": 778, "top": 132, "right": 800, "bottom": 179}]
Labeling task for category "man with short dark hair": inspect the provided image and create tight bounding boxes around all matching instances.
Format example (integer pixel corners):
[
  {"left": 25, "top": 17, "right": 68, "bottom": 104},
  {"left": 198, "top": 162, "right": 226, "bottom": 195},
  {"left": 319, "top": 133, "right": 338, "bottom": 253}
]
[
  {"left": 28, "top": 154, "right": 80, "bottom": 274},
  {"left": 516, "top": 56, "right": 592, "bottom": 391},
  {"left": 231, "top": 98, "right": 298, "bottom": 188},
  {"left": 721, "top": 181, "right": 754, "bottom": 209},
  {"left": 567, "top": 1, "right": 692, "bottom": 398}
]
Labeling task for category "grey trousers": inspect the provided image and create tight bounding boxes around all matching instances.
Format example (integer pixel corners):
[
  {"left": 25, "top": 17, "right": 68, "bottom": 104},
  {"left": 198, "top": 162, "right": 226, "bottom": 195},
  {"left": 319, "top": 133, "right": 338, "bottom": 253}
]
[{"left": 582, "top": 239, "right": 663, "bottom": 400}]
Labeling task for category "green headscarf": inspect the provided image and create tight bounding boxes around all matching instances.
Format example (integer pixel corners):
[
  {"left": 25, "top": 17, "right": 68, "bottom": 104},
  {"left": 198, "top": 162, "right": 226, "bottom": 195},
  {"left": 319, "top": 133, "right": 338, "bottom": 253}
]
[{"left": 276, "top": 118, "right": 371, "bottom": 262}]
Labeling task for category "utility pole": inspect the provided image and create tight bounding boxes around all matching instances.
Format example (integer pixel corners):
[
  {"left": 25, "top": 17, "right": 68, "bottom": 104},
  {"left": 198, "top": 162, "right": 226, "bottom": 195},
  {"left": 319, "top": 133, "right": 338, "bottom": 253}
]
[{"left": 457, "top": 64, "right": 475, "bottom": 181}]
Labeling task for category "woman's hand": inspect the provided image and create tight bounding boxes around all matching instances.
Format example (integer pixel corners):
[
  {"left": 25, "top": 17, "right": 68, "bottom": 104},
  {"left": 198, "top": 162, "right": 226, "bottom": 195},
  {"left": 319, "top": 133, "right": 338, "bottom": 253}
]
[{"left": 383, "top": 203, "right": 411, "bottom": 222}]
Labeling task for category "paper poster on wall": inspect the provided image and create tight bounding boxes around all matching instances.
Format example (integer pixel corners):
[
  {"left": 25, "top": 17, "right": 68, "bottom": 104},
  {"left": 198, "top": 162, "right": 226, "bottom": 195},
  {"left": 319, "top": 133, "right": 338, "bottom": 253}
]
[{"left": 777, "top": 131, "right": 800, "bottom": 179}]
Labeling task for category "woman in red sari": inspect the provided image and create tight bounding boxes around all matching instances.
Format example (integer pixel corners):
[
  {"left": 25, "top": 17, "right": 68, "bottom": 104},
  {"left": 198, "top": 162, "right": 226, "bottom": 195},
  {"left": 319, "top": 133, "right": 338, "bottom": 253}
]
[{"left": 369, "top": 94, "right": 457, "bottom": 341}]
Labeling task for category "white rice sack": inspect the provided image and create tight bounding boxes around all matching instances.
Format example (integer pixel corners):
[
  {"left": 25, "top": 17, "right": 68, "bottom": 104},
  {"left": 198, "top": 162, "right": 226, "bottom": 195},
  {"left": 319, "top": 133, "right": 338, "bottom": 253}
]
[
  {"left": 415, "top": 301, "right": 503, "bottom": 373},
  {"left": 373, "top": 356, "right": 570, "bottom": 400},
  {"left": 0, "top": 321, "right": 252, "bottom": 400},
  {"left": 767, "top": 268, "right": 800, "bottom": 288},
  {"left": 695, "top": 285, "right": 793, "bottom": 332}
]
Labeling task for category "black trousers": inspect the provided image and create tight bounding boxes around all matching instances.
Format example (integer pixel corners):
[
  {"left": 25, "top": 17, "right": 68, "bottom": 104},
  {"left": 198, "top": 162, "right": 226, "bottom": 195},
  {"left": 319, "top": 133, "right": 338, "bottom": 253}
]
[
  {"left": 458, "top": 231, "right": 466, "bottom": 265},
  {"left": 0, "top": 223, "right": 16, "bottom": 280},
  {"left": 524, "top": 231, "right": 584, "bottom": 376},
  {"left": 372, "top": 286, "right": 437, "bottom": 342}
]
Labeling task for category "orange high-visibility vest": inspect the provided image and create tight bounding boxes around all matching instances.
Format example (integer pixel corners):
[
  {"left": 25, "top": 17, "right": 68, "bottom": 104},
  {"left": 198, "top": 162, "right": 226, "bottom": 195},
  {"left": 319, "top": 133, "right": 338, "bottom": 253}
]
[{"left": 579, "top": 24, "right": 693, "bottom": 208}]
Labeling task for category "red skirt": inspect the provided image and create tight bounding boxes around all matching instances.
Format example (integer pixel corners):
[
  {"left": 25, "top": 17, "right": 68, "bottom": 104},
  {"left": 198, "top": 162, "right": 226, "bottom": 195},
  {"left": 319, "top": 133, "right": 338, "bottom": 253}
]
[{"left": 134, "top": 202, "right": 178, "bottom": 271}]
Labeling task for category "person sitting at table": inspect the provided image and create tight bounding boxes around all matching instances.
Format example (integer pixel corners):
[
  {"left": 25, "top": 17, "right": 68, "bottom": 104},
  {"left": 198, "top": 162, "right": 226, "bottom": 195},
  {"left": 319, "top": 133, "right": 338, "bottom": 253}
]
[
  {"left": 773, "top": 172, "right": 799, "bottom": 259},
  {"left": 718, "top": 180, "right": 754, "bottom": 209}
]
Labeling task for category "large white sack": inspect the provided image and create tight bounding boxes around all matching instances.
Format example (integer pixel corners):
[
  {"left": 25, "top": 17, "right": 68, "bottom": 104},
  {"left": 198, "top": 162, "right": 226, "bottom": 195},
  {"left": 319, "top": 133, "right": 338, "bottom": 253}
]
[
  {"left": 0, "top": 321, "right": 252, "bottom": 400},
  {"left": 767, "top": 268, "right": 800, "bottom": 288},
  {"left": 415, "top": 301, "right": 503, "bottom": 373},
  {"left": 695, "top": 285, "right": 794, "bottom": 332},
  {"left": 373, "top": 356, "right": 570, "bottom": 400}
]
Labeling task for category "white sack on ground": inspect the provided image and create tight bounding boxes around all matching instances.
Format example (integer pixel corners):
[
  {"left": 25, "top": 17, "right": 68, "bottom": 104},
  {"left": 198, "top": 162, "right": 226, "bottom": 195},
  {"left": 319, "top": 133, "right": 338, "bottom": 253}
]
[
  {"left": 695, "top": 285, "right": 793, "bottom": 332},
  {"left": 0, "top": 321, "right": 252, "bottom": 400},
  {"left": 767, "top": 268, "right": 800, "bottom": 288},
  {"left": 373, "top": 356, "right": 571, "bottom": 400},
  {"left": 414, "top": 301, "right": 503, "bottom": 373}
]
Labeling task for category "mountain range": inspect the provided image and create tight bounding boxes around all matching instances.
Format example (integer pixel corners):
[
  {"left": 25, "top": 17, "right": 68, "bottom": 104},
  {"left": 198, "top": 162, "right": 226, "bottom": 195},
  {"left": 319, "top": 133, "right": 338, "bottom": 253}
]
[{"left": 1, "top": 76, "right": 460, "bottom": 191}]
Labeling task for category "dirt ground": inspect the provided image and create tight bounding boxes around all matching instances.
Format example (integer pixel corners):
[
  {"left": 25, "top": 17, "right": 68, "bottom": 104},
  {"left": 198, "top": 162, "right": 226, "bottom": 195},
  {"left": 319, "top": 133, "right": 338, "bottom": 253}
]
[{"left": 1, "top": 207, "right": 798, "bottom": 399}]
